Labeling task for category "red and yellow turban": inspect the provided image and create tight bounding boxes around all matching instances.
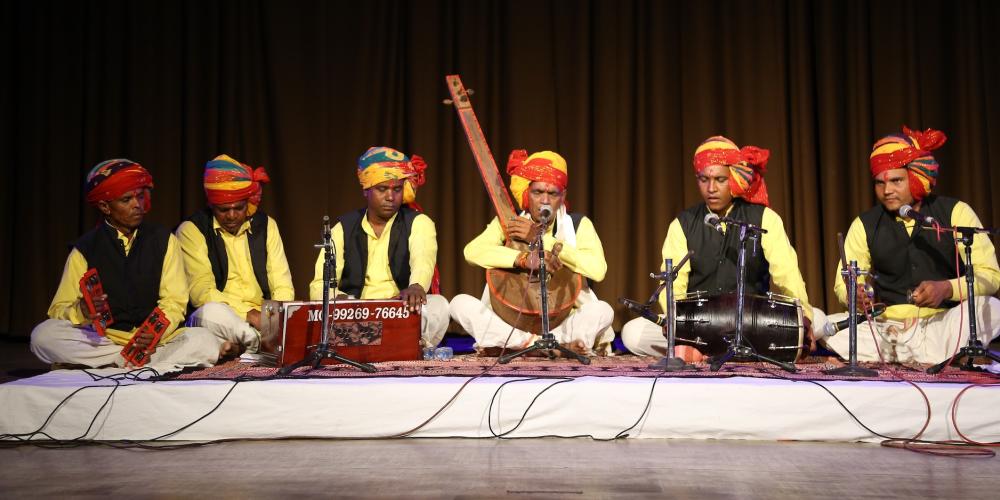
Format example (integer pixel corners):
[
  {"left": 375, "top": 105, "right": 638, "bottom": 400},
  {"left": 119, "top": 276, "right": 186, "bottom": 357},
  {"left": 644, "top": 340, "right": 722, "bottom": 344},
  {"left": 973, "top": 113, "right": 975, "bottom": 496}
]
[
  {"left": 356, "top": 146, "right": 427, "bottom": 206},
  {"left": 869, "top": 126, "right": 945, "bottom": 202},
  {"left": 84, "top": 159, "right": 154, "bottom": 212},
  {"left": 204, "top": 154, "right": 270, "bottom": 216},
  {"left": 693, "top": 136, "right": 771, "bottom": 207},
  {"left": 506, "top": 150, "right": 569, "bottom": 210}
]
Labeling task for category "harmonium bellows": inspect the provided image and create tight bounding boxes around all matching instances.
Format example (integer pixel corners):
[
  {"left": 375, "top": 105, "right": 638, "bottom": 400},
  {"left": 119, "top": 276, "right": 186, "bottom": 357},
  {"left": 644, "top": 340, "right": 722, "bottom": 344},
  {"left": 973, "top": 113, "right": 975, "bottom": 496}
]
[{"left": 258, "top": 299, "right": 422, "bottom": 367}]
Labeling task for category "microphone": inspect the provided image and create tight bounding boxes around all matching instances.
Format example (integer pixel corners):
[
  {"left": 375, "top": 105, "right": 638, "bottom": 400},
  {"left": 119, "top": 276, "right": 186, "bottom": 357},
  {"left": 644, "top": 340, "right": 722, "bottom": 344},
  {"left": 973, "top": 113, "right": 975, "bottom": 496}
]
[
  {"left": 816, "top": 305, "right": 886, "bottom": 338},
  {"left": 899, "top": 204, "right": 936, "bottom": 226},
  {"left": 619, "top": 298, "right": 667, "bottom": 327},
  {"left": 539, "top": 204, "right": 553, "bottom": 223},
  {"left": 704, "top": 212, "right": 724, "bottom": 234}
]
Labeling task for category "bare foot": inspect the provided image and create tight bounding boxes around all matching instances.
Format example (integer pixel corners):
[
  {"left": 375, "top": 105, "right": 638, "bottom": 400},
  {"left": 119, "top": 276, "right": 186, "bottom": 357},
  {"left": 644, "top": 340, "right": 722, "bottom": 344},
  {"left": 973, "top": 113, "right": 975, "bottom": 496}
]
[
  {"left": 219, "top": 341, "right": 243, "bottom": 360},
  {"left": 674, "top": 346, "right": 706, "bottom": 363}
]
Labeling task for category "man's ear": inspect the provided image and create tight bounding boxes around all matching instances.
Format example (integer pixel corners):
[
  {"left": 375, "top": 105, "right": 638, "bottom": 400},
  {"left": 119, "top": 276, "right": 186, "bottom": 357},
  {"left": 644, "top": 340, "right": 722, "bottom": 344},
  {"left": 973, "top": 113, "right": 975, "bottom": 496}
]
[{"left": 97, "top": 200, "right": 111, "bottom": 216}]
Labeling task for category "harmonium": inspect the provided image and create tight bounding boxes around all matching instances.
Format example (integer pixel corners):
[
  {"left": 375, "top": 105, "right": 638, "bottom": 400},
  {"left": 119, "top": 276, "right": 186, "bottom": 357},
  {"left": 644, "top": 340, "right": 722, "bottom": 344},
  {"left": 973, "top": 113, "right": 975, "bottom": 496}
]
[{"left": 258, "top": 299, "right": 422, "bottom": 367}]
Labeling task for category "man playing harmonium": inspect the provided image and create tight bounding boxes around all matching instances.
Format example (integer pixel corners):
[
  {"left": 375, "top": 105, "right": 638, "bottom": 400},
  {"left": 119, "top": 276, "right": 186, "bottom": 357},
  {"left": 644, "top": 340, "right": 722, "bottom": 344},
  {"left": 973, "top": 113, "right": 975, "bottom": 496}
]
[
  {"left": 177, "top": 154, "right": 295, "bottom": 358},
  {"left": 621, "top": 136, "right": 817, "bottom": 360},
  {"left": 449, "top": 150, "right": 615, "bottom": 356},
  {"left": 308, "top": 146, "right": 450, "bottom": 348},
  {"left": 30, "top": 159, "right": 222, "bottom": 372},
  {"left": 820, "top": 126, "right": 1000, "bottom": 365}
]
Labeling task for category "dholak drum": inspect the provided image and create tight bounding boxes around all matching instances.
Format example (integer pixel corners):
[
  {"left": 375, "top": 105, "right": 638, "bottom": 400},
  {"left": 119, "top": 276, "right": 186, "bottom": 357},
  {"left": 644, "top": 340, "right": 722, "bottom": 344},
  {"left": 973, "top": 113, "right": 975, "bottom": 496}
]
[{"left": 674, "top": 292, "right": 804, "bottom": 362}]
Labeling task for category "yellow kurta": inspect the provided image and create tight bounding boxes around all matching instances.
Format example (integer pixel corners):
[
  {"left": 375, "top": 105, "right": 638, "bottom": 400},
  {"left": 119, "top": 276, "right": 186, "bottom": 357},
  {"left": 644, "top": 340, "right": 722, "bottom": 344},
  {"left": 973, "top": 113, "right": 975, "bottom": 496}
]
[
  {"left": 309, "top": 211, "right": 438, "bottom": 299},
  {"left": 659, "top": 204, "right": 814, "bottom": 321},
  {"left": 834, "top": 200, "right": 1000, "bottom": 320},
  {"left": 176, "top": 216, "right": 295, "bottom": 316},
  {"left": 47, "top": 225, "right": 188, "bottom": 345},
  {"left": 463, "top": 215, "right": 608, "bottom": 282}
]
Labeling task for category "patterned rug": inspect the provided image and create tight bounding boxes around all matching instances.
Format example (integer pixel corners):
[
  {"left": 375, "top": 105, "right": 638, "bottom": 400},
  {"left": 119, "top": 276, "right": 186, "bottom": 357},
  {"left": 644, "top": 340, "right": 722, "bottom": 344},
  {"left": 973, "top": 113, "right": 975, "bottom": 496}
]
[{"left": 166, "top": 355, "right": 1000, "bottom": 384}]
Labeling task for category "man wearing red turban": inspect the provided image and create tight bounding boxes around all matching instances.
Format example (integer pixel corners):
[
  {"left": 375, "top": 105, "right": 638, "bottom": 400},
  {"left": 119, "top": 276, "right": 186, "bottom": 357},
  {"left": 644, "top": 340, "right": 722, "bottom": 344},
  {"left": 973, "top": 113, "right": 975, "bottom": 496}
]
[
  {"left": 449, "top": 150, "right": 616, "bottom": 357},
  {"left": 822, "top": 127, "right": 1000, "bottom": 365},
  {"left": 30, "top": 159, "right": 224, "bottom": 373},
  {"left": 177, "top": 155, "right": 295, "bottom": 358},
  {"left": 622, "top": 137, "right": 817, "bottom": 362}
]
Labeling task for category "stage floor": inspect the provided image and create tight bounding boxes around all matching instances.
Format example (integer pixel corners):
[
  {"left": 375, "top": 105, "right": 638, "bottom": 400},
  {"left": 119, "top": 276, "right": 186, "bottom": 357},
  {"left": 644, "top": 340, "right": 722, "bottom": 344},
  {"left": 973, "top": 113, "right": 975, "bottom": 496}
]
[{"left": 2, "top": 356, "right": 998, "bottom": 444}]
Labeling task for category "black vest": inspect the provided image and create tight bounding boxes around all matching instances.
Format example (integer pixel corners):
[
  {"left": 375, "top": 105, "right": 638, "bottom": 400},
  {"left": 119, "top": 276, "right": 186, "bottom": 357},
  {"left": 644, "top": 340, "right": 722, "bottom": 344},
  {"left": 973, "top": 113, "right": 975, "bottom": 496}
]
[
  {"left": 188, "top": 209, "right": 272, "bottom": 300},
  {"left": 74, "top": 222, "right": 170, "bottom": 331},
  {"left": 339, "top": 206, "right": 420, "bottom": 298},
  {"left": 860, "top": 195, "right": 962, "bottom": 307},
  {"left": 678, "top": 199, "right": 771, "bottom": 295}
]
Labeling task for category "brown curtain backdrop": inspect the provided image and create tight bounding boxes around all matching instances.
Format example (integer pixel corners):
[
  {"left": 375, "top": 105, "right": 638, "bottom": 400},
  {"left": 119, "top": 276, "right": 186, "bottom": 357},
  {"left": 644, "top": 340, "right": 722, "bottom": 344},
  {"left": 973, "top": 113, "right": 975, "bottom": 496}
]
[{"left": 2, "top": 0, "right": 998, "bottom": 337}]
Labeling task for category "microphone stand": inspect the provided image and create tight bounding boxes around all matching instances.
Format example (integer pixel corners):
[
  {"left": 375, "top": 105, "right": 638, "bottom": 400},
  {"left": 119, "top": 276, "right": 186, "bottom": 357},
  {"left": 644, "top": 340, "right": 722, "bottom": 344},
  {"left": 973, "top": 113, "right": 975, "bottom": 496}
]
[
  {"left": 500, "top": 214, "right": 590, "bottom": 365},
  {"left": 280, "top": 216, "right": 376, "bottom": 374},
  {"left": 927, "top": 225, "right": 1000, "bottom": 373},
  {"left": 647, "top": 252, "right": 697, "bottom": 371},
  {"left": 710, "top": 219, "right": 796, "bottom": 372},
  {"left": 824, "top": 232, "right": 877, "bottom": 377}
]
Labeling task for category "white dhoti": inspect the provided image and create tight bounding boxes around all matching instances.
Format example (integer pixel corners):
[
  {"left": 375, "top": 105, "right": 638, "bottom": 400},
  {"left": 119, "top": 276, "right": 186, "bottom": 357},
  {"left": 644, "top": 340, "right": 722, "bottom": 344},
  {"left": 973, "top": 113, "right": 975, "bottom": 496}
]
[
  {"left": 820, "top": 296, "right": 1000, "bottom": 365},
  {"left": 187, "top": 302, "right": 263, "bottom": 352},
  {"left": 449, "top": 288, "right": 615, "bottom": 354},
  {"left": 30, "top": 319, "right": 222, "bottom": 374},
  {"left": 420, "top": 294, "right": 450, "bottom": 348}
]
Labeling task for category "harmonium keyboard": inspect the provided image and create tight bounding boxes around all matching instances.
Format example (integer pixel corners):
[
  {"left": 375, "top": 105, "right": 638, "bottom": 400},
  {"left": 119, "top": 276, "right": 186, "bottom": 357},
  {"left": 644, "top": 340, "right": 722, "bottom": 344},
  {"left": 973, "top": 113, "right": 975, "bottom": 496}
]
[{"left": 258, "top": 299, "right": 422, "bottom": 367}]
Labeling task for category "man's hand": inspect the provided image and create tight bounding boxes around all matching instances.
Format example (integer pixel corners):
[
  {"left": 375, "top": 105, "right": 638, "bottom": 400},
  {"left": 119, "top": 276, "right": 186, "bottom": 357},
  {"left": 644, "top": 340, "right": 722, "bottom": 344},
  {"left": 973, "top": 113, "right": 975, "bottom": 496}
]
[
  {"left": 246, "top": 309, "right": 262, "bottom": 330},
  {"left": 399, "top": 283, "right": 427, "bottom": 312},
  {"left": 130, "top": 329, "right": 157, "bottom": 353},
  {"left": 853, "top": 283, "right": 874, "bottom": 312},
  {"left": 521, "top": 250, "right": 563, "bottom": 272},
  {"left": 910, "top": 280, "right": 953, "bottom": 308},
  {"left": 801, "top": 317, "right": 816, "bottom": 358},
  {"left": 506, "top": 217, "right": 542, "bottom": 243},
  {"left": 79, "top": 293, "right": 109, "bottom": 323}
]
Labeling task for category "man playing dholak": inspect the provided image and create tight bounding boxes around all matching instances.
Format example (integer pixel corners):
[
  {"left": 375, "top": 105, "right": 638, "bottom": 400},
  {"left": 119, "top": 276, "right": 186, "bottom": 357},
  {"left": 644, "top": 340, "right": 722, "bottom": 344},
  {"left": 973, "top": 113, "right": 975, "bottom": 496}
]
[
  {"left": 308, "top": 147, "right": 449, "bottom": 348},
  {"left": 30, "top": 159, "right": 223, "bottom": 373},
  {"left": 820, "top": 126, "right": 1000, "bottom": 364},
  {"left": 621, "top": 137, "right": 817, "bottom": 360},
  {"left": 177, "top": 155, "right": 295, "bottom": 357},
  {"left": 450, "top": 150, "right": 615, "bottom": 356}
]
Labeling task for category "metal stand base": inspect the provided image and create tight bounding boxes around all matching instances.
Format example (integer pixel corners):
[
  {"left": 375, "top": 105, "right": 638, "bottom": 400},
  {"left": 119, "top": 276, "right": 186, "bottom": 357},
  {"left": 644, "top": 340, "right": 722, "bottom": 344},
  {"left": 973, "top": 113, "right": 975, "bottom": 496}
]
[
  {"left": 927, "top": 342, "right": 1000, "bottom": 374},
  {"left": 499, "top": 335, "right": 590, "bottom": 365},
  {"left": 648, "top": 356, "right": 697, "bottom": 371},
  {"left": 279, "top": 347, "right": 377, "bottom": 375},
  {"left": 710, "top": 344, "right": 797, "bottom": 373},
  {"left": 823, "top": 364, "right": 878, "bottom": 377}
]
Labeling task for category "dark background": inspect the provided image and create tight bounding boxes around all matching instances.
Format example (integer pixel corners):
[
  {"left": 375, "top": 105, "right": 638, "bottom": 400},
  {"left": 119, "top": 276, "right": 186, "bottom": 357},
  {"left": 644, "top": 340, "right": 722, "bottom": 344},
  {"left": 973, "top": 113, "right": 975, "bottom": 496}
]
[{"left": 3, "top": 0, "right": 998, "bottom": 338}]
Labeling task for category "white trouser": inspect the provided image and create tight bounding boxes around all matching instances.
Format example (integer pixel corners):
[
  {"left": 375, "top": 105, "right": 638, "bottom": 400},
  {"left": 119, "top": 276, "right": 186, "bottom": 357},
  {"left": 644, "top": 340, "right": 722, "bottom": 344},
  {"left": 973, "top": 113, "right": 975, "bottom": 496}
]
[
  {"left": 622, "top": 306, "right": 824, "bottom": 357},
  {"left": 30, "top": 319, "right": 222, "bottom": 374},
  {"left": 449, "top": 289, "right": 615, "bottom": 353},
  {"left": 419, "top": 294, "right": 450, "bottom": 348},
  {"left": 821, "top": 296, "right": 1000, "bottom": 365},
  {"left": 187, "top": 302, "right": 263, "bottom": 352}
]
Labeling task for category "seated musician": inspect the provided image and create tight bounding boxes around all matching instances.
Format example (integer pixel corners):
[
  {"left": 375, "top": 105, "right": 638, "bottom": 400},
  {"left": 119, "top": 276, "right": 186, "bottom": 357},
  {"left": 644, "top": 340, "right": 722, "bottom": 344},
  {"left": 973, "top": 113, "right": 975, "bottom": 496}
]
[
  {"left": 449, "top": 150, "right": 615, "bottom": 356},
  {"left": 308, "top": 147, "right": 449, "bottom": 348},
  {"left": 30, "top": 159, "right": 224, "bottom": 372},
  {"left": 177, "top": 155, "right": 295, "bottom": 356},
  {"left": 622, "top": 136, "right": 816, "bottom": 359},
  {"left": 820, "top": 126, "right": 1000, "bottom": 364}
]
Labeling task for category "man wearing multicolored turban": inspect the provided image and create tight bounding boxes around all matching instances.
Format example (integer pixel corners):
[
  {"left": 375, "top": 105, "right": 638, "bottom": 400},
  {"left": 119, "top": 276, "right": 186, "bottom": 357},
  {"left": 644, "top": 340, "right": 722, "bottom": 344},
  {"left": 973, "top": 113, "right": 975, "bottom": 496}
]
[
  {"left": 177, "top": 154, "right": 295, "bottom": 357},
  {"left": 449, "top": 150, "right": 616, "bottom": 356},
  {"left": 823, "top": 126, "right": 1000, "bottom": 364},
  {"left": 30, "top": 159, "right": 223, "bottom": 373},
  {"left": 622, "top": 136, "right": 818, "bottom": 361},
  {"left": 308, "top": 146, "right": 450, "bottom": 348}
]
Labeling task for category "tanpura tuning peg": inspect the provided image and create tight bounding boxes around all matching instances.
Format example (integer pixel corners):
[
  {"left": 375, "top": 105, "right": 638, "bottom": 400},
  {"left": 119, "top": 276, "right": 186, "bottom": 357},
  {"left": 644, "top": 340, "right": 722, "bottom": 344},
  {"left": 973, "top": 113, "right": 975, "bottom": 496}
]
[{"left": 443, "top": 99, "right": 453, "bottom": 105}]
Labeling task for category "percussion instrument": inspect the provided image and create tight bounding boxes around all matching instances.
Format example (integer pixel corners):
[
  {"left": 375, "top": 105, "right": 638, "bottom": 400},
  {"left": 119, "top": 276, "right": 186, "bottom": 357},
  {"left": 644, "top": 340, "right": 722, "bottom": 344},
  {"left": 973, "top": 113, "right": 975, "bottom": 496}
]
[
  {"left": 258, "top": 299, "right": 421, "bottom": 367},
  {"left": 674, "top": 292, "right": 805, "bottom": 362},
  {"left": 121, "top": 307, "right": 169, "bottom": 367},
  {"left": 80, "top": 268, "right": 113, "bottom": 336}
]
